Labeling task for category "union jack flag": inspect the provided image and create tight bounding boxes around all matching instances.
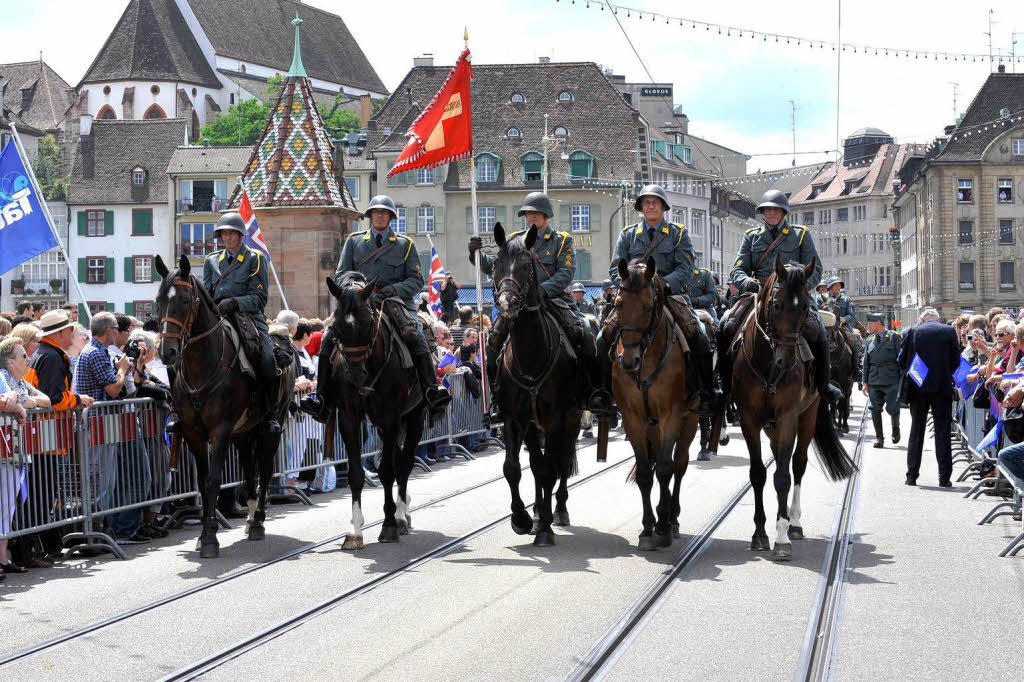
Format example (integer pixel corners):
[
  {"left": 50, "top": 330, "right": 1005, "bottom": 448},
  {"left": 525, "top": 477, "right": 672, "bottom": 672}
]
[
  {"left": 239, "top": 189, "right": 269, "bottom": 258},
  {"left": 427, "top": 241, "right": 446, "bottom": 319}
]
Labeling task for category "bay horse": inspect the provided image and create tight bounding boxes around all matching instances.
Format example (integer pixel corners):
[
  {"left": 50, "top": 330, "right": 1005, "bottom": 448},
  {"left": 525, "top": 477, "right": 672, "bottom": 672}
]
[
  {"left": 610, "top": 257, "right": 699, "bottom": 550},
  {"left": 491, "top": 223, "right": 580, "bottom": 546},
  {"left": 323, "top": 272, "right": 423, "bottom": 549},
  {"left": 154, "top": 255, "right": 294, "bottom": 559},
  {"left": 730, "top": 256, "right": 856, "bottom": 560}
]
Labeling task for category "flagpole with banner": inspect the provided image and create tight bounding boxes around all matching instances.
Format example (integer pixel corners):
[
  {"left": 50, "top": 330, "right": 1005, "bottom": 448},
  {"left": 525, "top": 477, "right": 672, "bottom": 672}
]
[
  {"left": 238, "top": 186, "right": 289, "bottom": 310},
  {"left": 465, "top": 28, "right": 484, "bottom": 337},
  {"left": 8, "top": 123, "right": 92, "bottom": 322}
]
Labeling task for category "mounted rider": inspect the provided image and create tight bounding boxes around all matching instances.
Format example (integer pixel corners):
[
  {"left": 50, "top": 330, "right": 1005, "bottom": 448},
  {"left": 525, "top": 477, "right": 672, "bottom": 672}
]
[
  {"left": 203, "top": 212, "right": 284, "bottom": 434},
  {"left": 468, "top": 191, "right": 597, "bottom": 421},
  {"left": 811, "top": 282, "right": 829, "bottom": 309},
  {"left": 300, "top": 194, "right": 451, "bottom": 423},
  {"left": 597, "top": 278, "right": 616, "bottom": 322},
  {"left": 689, "top": 266, "right": 720, "bottom": 325},
  {"left": 592, "top": 183, "right": 722, "bottom": 418},
  {"left": 719, "top": 189, "right": 844, "bottom": 404},
  {"left": 571, "top": 282, "right": 597, "bottom": 316},
  {"left": 824, "top": 276, "right": 862, "bottom": 371}
]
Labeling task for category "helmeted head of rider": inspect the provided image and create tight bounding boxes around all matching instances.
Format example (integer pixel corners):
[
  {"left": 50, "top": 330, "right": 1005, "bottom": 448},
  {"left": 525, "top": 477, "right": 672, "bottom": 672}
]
[
  {"left": 571, "top": 281, "right": 586, "bottom": 303},
  {"left": 518, "top": 191, "right": 553, "bottom": 231},
  {"left": 816, "top": 282, "right": 828, "bottom": 294},
  {"left": 827, "top": 276, "right": 844, "bottom": 296},
  {"left": 756, "top": 190, "right": 790, "bottom": 230},
  {"left": 866, "top": 312, "right": 885, "bottom": 334},
  {"left": 364, "top": 195, "right": 399, "bottom": 233},
  {"left": 634, "top": 184, "right": 670, "bottom": 228},
  {"left": 215, "top": 212, "right": 245, "bottom": 253}
]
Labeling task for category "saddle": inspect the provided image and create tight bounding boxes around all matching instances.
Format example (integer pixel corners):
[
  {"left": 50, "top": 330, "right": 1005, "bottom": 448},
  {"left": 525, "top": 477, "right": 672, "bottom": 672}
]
[{"left": 223, "top": 317, "right": 256, "bottom": 379}]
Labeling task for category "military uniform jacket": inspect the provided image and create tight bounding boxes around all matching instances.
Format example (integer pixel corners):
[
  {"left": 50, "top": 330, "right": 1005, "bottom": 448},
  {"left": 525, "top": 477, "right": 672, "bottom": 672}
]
[
  {"left": 610, "top": 220, "right": 693, "bottom": 294},
  {"left": 478, "top": 226, "right": 575, "bottom": 299},
  {"left": 338, "top": 227, "right": 423, "bottom": 312},
  {"left": 575, "top": 298, "right": 597, "bottom": 316},
  {"left": 689, "top": 268, "right": 717, "bottom": 312},
  {"left": 863, "top": 329, "right": 902, "bottom": 386},
  {"left": 811, "top": 292, "right": 828, "bottom": 310},
  {"left": 203, "top": 244, "right": 268, "bottom": 317},
  {"left": 730, "top": 220, "right": 822, "bottom": 291},
  {"left": 828, "top": 293, "right": 856, "bottom": 328}
]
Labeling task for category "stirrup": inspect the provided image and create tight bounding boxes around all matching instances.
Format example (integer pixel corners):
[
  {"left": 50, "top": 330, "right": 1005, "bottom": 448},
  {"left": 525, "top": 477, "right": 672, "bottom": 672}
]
[{"left": 298, "top": 395, "right": 329, "bottom": 423}]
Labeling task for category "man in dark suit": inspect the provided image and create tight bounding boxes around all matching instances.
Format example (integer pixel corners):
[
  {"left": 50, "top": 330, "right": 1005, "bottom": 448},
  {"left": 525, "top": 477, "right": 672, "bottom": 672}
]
[{"left": 898, "top": 308, "right": 961, "bottom": 487}]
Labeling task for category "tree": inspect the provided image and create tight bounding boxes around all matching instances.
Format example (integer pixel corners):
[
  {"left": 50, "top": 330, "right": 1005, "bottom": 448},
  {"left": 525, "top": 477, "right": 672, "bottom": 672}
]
[
  {"left": 322, "top": 94, "right": 362, "bottom": 137},
  {"left": 32, "top": 135, "right": 68, "bottom": 201},
  {"left": 266, "top": 73, "right": 283, "bottom": 94},
  {"left": 199, "top": 98, "right": 270, "bottom": 146}
]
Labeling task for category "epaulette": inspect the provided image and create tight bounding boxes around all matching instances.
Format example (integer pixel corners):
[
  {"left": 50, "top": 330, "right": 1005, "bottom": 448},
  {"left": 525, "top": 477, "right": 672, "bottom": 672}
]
[
  {"left": 348, "top": 230, "right": 368, "bottom": 239},
  {"left": 745, "top": 226, "right": 761, "bottom": 234}
]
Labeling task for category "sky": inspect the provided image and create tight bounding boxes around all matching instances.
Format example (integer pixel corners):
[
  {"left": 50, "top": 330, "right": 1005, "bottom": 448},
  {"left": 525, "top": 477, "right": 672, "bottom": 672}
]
[{"left": 5, "top": 0, "right": 1024, "bottom": 175}]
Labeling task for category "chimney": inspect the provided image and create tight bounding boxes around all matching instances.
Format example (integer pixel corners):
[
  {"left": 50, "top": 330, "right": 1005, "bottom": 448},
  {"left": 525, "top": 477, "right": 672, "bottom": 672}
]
[
  {"left": 80, "top": 114, "right": 93, "bottom": 137},
  {"left": 943, "top": 124, "right": 956, "bottom": 135},
  {"left": 359, "top": 93, "right": 372, "bottom": 127},
  {"left": 538, "top": 56, "right": 551, "bottom": 64},
  {"left": 202, "top": 138, "right": 211, "bottom": 148},
  {"left": 998, "top": 63, "right": 1006, "bottom": 73},
  {"left": 413, "top": 54, "right": 434, "bottom": 68}
]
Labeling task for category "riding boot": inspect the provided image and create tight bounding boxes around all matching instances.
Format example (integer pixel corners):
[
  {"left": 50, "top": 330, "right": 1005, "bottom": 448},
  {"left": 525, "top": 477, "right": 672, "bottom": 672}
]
[
  {"left": 688, "top": 329, "right": 723, "bottom": 416},
  {"left": 697, "top": 417, "right": 711, "bottom": 461},
  {"left": 871, "top": 411, "right": 885, "bottom": 448},
  {"left": 259, "top": 352, "right": 282, "bottom": 435},
  {"left": 806, "top": 319, "right": 845, "bottom": 404},
  {"left": 891, "top": 412, "right": 901, "bottom": 444},
  {"left": 484, "top": 317, "right": 508, "bottom": 425},
  {"left": 413, "top": 349, "right": 451, "bottom": 422},
  {"left": 299, "top": 330, "right": 334, "bottom": 423}
]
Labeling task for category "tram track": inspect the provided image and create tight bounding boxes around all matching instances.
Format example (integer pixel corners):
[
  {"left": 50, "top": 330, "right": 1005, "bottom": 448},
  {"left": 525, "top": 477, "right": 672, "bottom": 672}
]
[
  {"left": 159, "top": 454, "right": 636, "bottom": 681},
  {"left": 0, "top": 432, "right": 625, "bottom": 668}
]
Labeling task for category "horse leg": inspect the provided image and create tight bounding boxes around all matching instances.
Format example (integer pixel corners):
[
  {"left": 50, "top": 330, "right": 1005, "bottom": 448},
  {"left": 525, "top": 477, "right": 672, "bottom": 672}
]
[
  {"left": 504, "top": 421, "right": 531, "bottom": 535},
  {"left": 236, "top": 433, "right": 258, "bottom": 538},
  {"left": 670, "top": 416, "right": 698, "bottom": 539},
  {"left": 188, "top": 435, "right": 210, "bottom": 554},
  {"left": 340, "top": 417, "right": 365, "bottom": 550},
  {"left": 377, "top": 423, "right": 400, "bottom": 544},
  {"left": 788, "top": 436, "right": 810, "bottom": 542},
  {"left": 553, "top": 470, "right": 570, "bottom": 527},
  {"left": 771, "top": 425, "right": 797, "bottom": 561},
  {"left": 396, "top": 410, "right": 424, "bottom": 536},
  {"left": 199, "top": 429, "right": 231, "bottom": 558},
  {"left": 740, "top": 413, "right": 770, "bottom": 551},
  {"left": 635, "top": 441, "right": 658, "bottom": 550},
  {"left": 250, "top": 430, "right": 280, "bottom": 542},
  {"left": 653, "top": 451, "right": 675, "bottom": 548},
  {"left": 532, "top": 427, "right": 560, "bottom": 547}
]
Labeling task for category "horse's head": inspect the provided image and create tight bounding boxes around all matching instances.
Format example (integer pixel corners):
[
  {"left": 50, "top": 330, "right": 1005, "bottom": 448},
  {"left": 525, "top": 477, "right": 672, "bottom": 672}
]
[
  {"left": 325, "top": 271, "right": 379, "bottom": 389},
  {"left": 492, "top": 222, "right": 541, "bottom": 320},
  {"left": 615, "top": 255, "right": 660, "bottom": 374},
  {"left": 760, "top": 255, "right": 817, "bottom": 345},
  {"left": 155, "top": 254, "right": 215, "bottom": 367}
]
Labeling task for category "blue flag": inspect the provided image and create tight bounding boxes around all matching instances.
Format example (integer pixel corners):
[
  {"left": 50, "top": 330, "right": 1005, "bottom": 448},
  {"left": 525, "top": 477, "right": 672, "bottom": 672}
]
[
  {"left": 0, "top": 139, "right": 58, "bottom": 273},
  {"left": 978, "top": 420, "right": 1002, "bottom": 451},
  {"left": 953, "top": 356, "right": 972, "bottom": 393},
  {"left": 908, "top": 353, "right": 929, "bottom": 388}
]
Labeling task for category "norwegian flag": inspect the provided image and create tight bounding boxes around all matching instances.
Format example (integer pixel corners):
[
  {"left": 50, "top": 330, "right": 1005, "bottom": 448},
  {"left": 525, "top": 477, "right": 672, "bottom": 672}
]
[
  {"left": 427, "top": 242, "right": 446, "bottom": 319},
  {"left": 239, "top": 189, "right": 269, "bottom": 258}
]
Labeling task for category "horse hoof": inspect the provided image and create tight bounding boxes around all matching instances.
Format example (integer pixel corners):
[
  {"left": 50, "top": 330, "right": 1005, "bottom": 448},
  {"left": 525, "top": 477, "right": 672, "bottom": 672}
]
[
  {"left": 696, "top": 449, "right": 711, "bottom": 462},
  {"left": 511, "top": 511, "right": 533, "bottom": 536},
  {"left": 655, "top": 532, "right": 672, "bottom": 548},
  {"left": 787, "top": 526, "right": 804, "bottom": 541},
  {"left": 530, "top": 518, "right": 541, "bottom": 535},
  {"left": 552, "top": 509, "right": 570, "bottom": 527},
  {"left": 378, "top": 526, "right": 400, "bottom": 543},
  {"left": 719, "top": 434, "right": 730, "bottom": 446},
  {"left": 671, "top": 522, "right": 681, "bottom": 539},
  {"left": 341, "top": 534, "right": 364, "bottom": 550},
  {"left": 773, "top": 543, "right": 793, "bottom": 561},
  {"left": 750, "top": 535, "right": 770, "bottom": 552},
  {"left": 638, "top": 534, "right": 659, "bottom": 551},
  {"left": 247, "top": 525, "right": 265, "bottom": 541},
  {"left": 199, "top": 544, "right": 220, "bottom": 559},
  {"left": 533, "top": 529, "right": 556, "bottom": 546},
  {"left": 194, "top": 539, "right": 202, "bottom": 552},
  {"left": 397, "top": 519, "right": 410, "bottom": 536}
]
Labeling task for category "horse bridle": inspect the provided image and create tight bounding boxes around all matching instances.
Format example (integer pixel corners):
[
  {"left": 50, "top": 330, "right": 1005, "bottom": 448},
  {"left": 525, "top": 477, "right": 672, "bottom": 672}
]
[
  {"left": 616, "top": 274, "right": 676, "bottom": 391},
  {"left": 742, "top": 272, "right": 809, "bottom": 394},
  {"left": 496, "top": 252, "right": 542, "bottom": 319},
  {"left": 331, "top": 294, "right": 389, "bottom": 395},
  {"left": 158, "top": 275, "right": 233, "bottom": 399}
]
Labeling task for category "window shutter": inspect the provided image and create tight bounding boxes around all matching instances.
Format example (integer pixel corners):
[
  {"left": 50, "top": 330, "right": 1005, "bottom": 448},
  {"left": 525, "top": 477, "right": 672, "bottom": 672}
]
[
  {"left": 78, "top": 304, "right": 87, "bottom": 322},
  {"left": 105, "top": 302, "right": 114, "bottom": 312},
  {"left": 132, "top": 209, "right": 152, "bottom": 236},
  {"left": 496, "top": 206, "right": 507, "bottom": 228},
  {"left": 434, "top": 206, "right": 444, "bottom": 234},
  {"left": 124, "top": 257, "right": 134, "bottom": 283},
  {"left": 577, "top": 250, "right": 591, "bottom": 281},
  {"left": 559, "top": 205, "right": 571, "bottom": 231},
  {"left": 589, "top": 203, "right": 602, "bottom": 232},
  {"left": 104, "top": 210, "right": 114, "bottom": 236},
  {"left": 466, "top": 206, "right": 474, "bottom": 233},
  {"left": 125, "top": 301, "right": 135, "bottom": 317},
  {"left": 77, "top": 258, "right": 87, "bottom": 282},
  {"left": 495, "top": 156, "right": 503, "bottom": 179},
  {"left": 419, "top": 252, "right": 430, "bottom": 279},
  {"left": 77, "top": 211, "right": 87, "bottom": 236},
  {"left": 105, "top": 257, "right": 115, "bottom": 283}
]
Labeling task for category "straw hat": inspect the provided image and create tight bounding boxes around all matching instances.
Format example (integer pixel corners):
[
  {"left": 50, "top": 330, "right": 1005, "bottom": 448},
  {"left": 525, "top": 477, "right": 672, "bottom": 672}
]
[{"left": 38, "top": 309, "right": 74, "bottom": 336}]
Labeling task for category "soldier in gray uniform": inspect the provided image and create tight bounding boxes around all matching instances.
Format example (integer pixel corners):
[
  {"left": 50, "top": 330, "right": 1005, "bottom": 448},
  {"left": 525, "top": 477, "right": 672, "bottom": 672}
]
[
  {"left": 594, "top": 184, "right": 721, "bottom": 416},
  {"left": 825, "top": 276, "right": 861, "bottom": 367},
  {"left": 300, "top": 195, "right": 451, "bottom": 422},
  {"left": 468, "top": 192, "right": 596, "bottom": 419},
  {"left": 811, "top": 282, "right": 829, "bottom": 310},
  {"left": 689, "top": 266, "right": 719, "bottom": 325},
  {"left": 571, "top": 282, "right": 596, "bottom": 316},
  {"left": 720, "top": 189, "right": 844, "bottom": 404},
  {"left": 203, "top": 212, "right": 284, "bottom": 433},
  {"left": 862, "top": 312, "right": 902, "bottom": 447},
  {"left": 597, "top": 278, "right": 616, "bottom": 322}
]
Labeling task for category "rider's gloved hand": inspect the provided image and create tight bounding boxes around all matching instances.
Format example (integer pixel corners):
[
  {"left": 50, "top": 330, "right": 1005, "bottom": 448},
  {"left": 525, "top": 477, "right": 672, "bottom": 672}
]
[
  {"left": 373, "top": 285, "right": 396, "bottom": 306},
  {"left": 468, "top": 237, "right": 483, "bottom": 263},
  {"left": 217, "top": 298, "right": 239, "bottom": 316},
  {"left": 744, "top": 280, "right": 761, "bottom": 294}
]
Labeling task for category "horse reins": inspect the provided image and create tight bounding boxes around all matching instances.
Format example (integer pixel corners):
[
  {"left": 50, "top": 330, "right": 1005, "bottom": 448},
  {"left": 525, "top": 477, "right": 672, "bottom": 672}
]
[
  {"left": 615, "top": 273, "right": 678, "bottom": 426},
  {"left": 741, "top": 272, "right": 808, "bottom": 394},
  {"left": 159, "top": 276, "right": 236, "bottom": 401}
]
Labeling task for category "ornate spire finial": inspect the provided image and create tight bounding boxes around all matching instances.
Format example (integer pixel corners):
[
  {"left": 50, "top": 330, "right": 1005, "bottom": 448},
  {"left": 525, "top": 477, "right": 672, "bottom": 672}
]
[{"left": 288, "top": 12, "right": 307, "bottom": 78}]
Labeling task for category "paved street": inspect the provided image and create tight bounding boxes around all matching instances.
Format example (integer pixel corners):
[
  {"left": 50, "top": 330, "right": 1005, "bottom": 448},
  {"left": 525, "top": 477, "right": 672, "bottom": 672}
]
[{"left": 1, "top": 393, "right": 1021, "bottom": 681}]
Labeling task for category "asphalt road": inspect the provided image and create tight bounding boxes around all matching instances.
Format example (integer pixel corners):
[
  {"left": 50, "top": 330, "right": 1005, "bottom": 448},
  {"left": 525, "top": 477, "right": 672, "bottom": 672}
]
[{"left": 1, "top": 393, "right": 1021, "bottom": 681}]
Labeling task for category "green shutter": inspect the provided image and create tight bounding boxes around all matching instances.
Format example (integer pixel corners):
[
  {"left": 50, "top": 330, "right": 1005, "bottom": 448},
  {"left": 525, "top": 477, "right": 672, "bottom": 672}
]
[
  {"left": 105, "top": 302, "right": 114, "bottom": 312},
  {"left": 589, "top": 203, "right": 602, "bottom": 232},
  {"left": 495, "top": 206, "right": 507, "bottom": 229},
  {"left": 104, "top": 210, "right": 114, "bottom": 236},
  {"left": 105, "top": 257, "right": 114, "bottom": 283},
  {"left": 559, "top": 204, "right": 571, "bottom": 231},
  {"left": 433, "top": 206, "right": 444, "bottom": 234},
  {"left": 132, "top": 209, "right": 153, "bottom": 236},
  {"left": 125, "top": 301, "right": 135, "bottom": 316},
  {"left": 124, "top": 257, "right": 134, "bottom": 283},
  {"left": 466, "top": 206, "right": 474, "bottom": 233},
  {"left": 78, "top": 258, "right": 87, "bottom": 282},
  {"left": 78, "top": 304, "right": 87, "bottom": 322},
  {"left": 419, "top": 252, "right": 430, "bottom": 278},
  {"left": 577, "top": 250, "right": 591, "bottom": 281},
  {"left": 77, "top": 211, "right": 87, "bottom": 236},
  {"left": 494, "top": 156, "right": 503, "bottom": 179}
]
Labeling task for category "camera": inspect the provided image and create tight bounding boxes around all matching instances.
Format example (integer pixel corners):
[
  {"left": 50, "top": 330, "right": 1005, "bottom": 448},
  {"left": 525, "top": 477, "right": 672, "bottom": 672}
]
[{"left": 124, "top": 338, "right": 144, "bottom": 362}]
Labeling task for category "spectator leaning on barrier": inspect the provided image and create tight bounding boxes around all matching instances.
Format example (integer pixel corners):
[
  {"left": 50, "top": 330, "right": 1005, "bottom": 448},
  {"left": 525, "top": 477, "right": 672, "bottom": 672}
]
[
  {"left": 25, "top": 310, "right": 92, "bottom": 412},
  {"left": 0, "top": 368, "right": 25, "bottom": 577},
  {"left": 450, "top": 306, "right": 475, "bottom": 350},
  {"left": 291, "top": 321, "right": 316, "bottom": 393},
  {"left": 0, "top": 338, "right": 51, "bottom": 411}
]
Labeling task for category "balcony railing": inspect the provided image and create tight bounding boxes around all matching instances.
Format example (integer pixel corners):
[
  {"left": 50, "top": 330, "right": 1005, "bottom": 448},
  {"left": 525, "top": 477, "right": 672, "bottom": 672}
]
[{"left": 856, "top": 285, "right": 894, "bottom": 296}]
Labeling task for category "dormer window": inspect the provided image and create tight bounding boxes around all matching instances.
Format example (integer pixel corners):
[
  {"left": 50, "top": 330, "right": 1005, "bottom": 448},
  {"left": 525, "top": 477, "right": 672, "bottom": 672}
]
[
  {"left": 553, "top": 126, "right": 569, "bottom": 138},
  {"left": 808, "top": 183, "right": 827, "bottom": 200},
  {"left": 520, "top": 151, "right": 543, "bottom": 183},
  {"left": 557, "top": 91, "right": 573, "bottom": 102},
  {"left": 506, "top": 127, "right": 522, "bottom": 139},
  {"left": 132, "top": 167, "right": 146, "bottom": 186},
  {"left": 475, "top": 153, "right": 501, "bottom": 183},
  {"left": 510, "top": 92, "right": 525, "bottom": 104},
  {"left": 568, "top": 150, "right": 595, "bottom": 180}
]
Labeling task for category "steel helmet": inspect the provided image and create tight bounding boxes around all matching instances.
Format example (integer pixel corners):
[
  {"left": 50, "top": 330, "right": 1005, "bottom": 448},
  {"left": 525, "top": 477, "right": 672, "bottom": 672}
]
[
  {"left": 756, "top": 189, "right": 790, "bottom": 215},
  {"left": 634, "top": 184, "right": 671, "bottom": 212},
  {"left": 826, "top": 276, "right": 844, "bottom": 289},
  {"left": 517, "top": 192, "right": 554, "bottom": 218},
  {"left": 363, "top": 194, "right": 398, "bottom": 220},
  {"left": 214, "top": 212, "right": 246, "bottom": 235},
  {"left": 816, "top": 282, "right": 828, "bottom": 291},
  {"left": 601, "top": 279, "right": 614, "bottom": 290},
  {"left": 571, "top": 282, "right": 586, "bottom": 293}
]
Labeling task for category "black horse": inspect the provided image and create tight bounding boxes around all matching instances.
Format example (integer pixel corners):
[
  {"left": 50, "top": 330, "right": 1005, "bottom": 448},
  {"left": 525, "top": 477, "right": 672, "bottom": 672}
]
[
  {"left": 826, "top": 318, "right": 854, "bottom": 434},
  {"left": 491, "top": 223, "right": 580, "bottom": 546},
  {"left": 154, "top": 255, "right": 294, "bottom": 558},
  {"left": 323, "top": 272, "right": 424, "bottom": 549}
]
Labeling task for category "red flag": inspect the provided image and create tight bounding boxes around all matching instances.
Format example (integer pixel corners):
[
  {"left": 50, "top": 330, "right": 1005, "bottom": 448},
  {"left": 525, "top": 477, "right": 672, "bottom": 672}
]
[{"left": 387, "top": 49, "right": 473, "bottom": 178}]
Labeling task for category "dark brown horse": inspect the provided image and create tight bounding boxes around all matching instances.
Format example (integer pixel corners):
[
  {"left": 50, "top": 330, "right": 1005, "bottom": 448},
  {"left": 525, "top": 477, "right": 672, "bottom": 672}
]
[
  {"left": 610, "top": 257, "right": 698, "bottom": 550},
  {"left": 491, "top": 223, "right": 580, "bottom": 546},
  {"left": 323, "top": 272, "right": 424, "bottom": 549},
  {"left": 825, "top": 316, "right": 854, "bottom": 434},
  {"left": 154, "top": 255, "right": 294, "bottom": 558},
  {"left": 730, "top": 256, "right": 856, "bottom": 560}
]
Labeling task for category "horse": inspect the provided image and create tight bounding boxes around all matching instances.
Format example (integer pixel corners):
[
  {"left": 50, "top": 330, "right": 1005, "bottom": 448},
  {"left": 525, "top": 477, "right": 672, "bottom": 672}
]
[
  {"left": 824, "top": 312, "right": 854, "bottom": 434},
  {"left": 729, "top": 256, "right": 856, "bottom": 560},
  {"left": 154, "top": 255, "right": 295, "bottom": 559},
  {"left": 491, "top": 223, "right": 581, "bottom": 546},
  {"left": 610, "top": 257, "right": 700, "bottom": 550},
  {"left": 323, "top": 272, "right": 424, "bottom": 549}
]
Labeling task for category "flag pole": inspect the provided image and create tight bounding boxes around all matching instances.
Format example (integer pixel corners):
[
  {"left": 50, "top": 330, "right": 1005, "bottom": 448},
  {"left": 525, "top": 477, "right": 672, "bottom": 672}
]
[
  {"left": 9, "top": 122, "right": 92, "bottom": 323},
  {"left": 466, "top": 28, "right": 483, "bottom": 334},
  {"left": 240, "top": 180, "right": 289, "bottom": 310}
]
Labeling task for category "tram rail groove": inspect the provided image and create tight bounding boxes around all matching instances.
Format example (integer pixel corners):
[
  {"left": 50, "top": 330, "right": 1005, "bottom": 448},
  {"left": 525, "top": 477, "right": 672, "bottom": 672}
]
[
  {"left": 0, "top": 433, "right": 625, "bottom": 669},
  {"left": 794, "top": 405, "right": 868, "bottom": 682},
  {"left": 158, "top": 455, "right": 635, "bottom": 681}
]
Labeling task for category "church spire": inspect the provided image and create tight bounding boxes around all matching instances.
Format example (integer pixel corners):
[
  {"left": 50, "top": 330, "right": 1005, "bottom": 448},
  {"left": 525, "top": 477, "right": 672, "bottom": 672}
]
[{"left": 287, "top": 12, "right": 307, "bottom": 78}]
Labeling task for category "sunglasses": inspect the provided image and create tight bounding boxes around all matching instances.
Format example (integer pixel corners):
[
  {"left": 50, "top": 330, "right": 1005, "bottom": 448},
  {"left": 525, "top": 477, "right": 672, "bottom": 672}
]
[{"left": 995, "top": 332, "right": 1010, "bottom": 338}]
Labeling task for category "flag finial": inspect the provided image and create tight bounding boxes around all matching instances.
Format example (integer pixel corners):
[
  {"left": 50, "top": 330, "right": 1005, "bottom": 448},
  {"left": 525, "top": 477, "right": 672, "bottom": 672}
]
[
  {"left": 288, "top": 12, "right": 307, "bottom": 78},
  {"left": 464, "top": 27, "right": 468, "bottom": 48}
]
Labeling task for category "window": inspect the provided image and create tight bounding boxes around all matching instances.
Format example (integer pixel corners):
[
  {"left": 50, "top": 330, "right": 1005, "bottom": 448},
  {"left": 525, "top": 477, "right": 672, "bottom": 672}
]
[
  {"left": 1000, "top": 218, "right": 1015, "bottom": 244},
  {"left": 416, "top": 167, "right": 434, "bottom": 185},
  {"left": 853, "top": 205, "right": 866, "bottom": 221},
  {"left": 143, "top": 104, "right": 166, "bottom": 119},
  {"left": 568, "top": 150, "right": 595, "bottom": 179},
  {"left": 521, "top": 152, "right": 543, "bottom": 183},
  {"left": 676, "top": 145, "right": 692, "bottom": 164},
  {"left": 557, "top": 90, "right": 573, "bottom": 102},
  {"left": 958, "top": 219, "right": 973, "bottom": 245},
  {"left": 475, "top": 154, "right": 498, "bottom": 183},
  {"left": 179, "top": 223, "right": 216, "bottom": 257},
  {"left": 230, "top": 93, "right": 235, "bottom": 105},
  {"left": 694, "top": 250, "right": 704, "bottom": 268},
  {"left": 133, "top": 301, "right": 155, "bottom": 320},
  {"left": 96, "top": 105, "right": 116, "bottom": 120},
  {"left": 132, "top": 169, "right": 145, "bottom": 185},
  {"left": 344, "top": 177, "right": 359, "bottom": 200},
  {"left": 416, "top": 206, "right": 434, "bottom": 233},
  {"left": 959, "top": 262, "right": 975, "bottom": 289},
  {"left": 87, "top": 210, "right": 106, "bottom": 236},
  {"left": 478, "top": 206, "right": 496, "bottom": 233},
  {"left": 571, "top": 204, "right": 590, "bottom": 232},
  {"left": 87, "top": 257, "right": 106, "bottom": 283},
  {"left": 510, "top": 92, "right": 525, "bottom": 104},
  {"left": 819, "top": 209, "right": 831, "bottom": 224},
  {"left": 840, "top": 180, "right": 857, "bottom": 196},
  {"left": 998, "top": 178, "right": 1013, "bottom": 203},
  {"left": 711, "top": 224, "right": 721, "bottom": 248},
  {"left": 389, "top": 207, "right": 407, "bottom": 233},
  {"left": 691, "top": 209, "right": 706, "bottom": 238},
  {"left": 957, "top": 179, "right": 973, "bottom": 203},
  {"left": 1013, "top": 139, "right": 1024, "bottom": 156},
  {"left": 672, "top": 208, "right": 686, "bottom": 225},
  {"left": 150, "top": 84, "right": 160, "bottom": 95},
  {"left": 133, "top": 256, "right": 153, "bottom": 283},
  {"left": 1000, "top": 261, "right": 1016, "bottom": 288},
  {"left": 506, "top": 127, "right": 521, "bottom": 139},
  {"left": 802, "top": 211, "right": 814, "bottom": 225},
  {"left": 837, "top": 207, "right": 849, "bottom": 221},
  {"left": 180, "top": 179, "right": 227, "bottom": 212},
  {"left": 87, "top": 301, "right": 107, "bottom": 316},
  {"left": 552, "top": 126, "right": 569, "bottom": 137}
]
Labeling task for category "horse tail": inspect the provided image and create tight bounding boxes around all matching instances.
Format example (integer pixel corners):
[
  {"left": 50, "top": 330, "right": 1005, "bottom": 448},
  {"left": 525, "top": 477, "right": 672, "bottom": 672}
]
[
  {"left": 626, "top": 463, "right": 637, "bottom": 484},
  {"left": 812, "top": 398, "right": 857, "bottom": 480}
]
